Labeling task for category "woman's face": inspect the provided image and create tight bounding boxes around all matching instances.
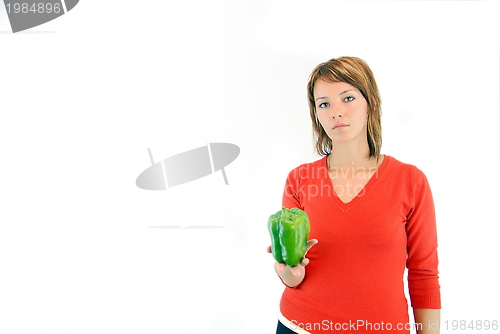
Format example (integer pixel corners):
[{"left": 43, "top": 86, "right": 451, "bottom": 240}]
[{"left": 313, "top": 79, "right": 369, "bottom": 145}]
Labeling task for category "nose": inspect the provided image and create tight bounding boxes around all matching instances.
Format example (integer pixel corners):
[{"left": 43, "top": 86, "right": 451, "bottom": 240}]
[{"left": 330, "top": 102, "right": 343, "bottom": 118}]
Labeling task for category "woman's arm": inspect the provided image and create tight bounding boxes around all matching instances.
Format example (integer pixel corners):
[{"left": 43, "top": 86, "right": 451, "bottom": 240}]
[
  {"left": 413, "top": 308, "right": 440, "bottom": 334},
  {"left": 406, "top": 168, "right": 441, "bottom": 330}
]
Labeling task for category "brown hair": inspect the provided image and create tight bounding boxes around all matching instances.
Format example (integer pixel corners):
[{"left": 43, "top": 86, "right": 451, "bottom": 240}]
[{"left": 307, "top": 56, "right": 382, "bottom": 160}]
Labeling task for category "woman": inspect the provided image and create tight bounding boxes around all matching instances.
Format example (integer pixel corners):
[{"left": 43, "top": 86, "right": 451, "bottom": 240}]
[{"left": 268, "top": 57, "right": 441, "bottom": 333}]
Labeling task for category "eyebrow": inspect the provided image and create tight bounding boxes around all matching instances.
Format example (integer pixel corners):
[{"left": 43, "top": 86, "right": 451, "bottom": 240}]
[{"left": 315, "top": 89, "right": 357, "bottom": 101}]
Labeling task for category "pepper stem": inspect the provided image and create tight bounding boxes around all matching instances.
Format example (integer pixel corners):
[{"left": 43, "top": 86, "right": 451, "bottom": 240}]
[{"left": 281, "top": 207, "right": 289, "bottom": 221}]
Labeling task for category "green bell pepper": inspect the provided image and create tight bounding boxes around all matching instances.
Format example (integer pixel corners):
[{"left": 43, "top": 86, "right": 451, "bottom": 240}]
[{"left": 268, "top": 207, "right": 311, "bottom": 267}]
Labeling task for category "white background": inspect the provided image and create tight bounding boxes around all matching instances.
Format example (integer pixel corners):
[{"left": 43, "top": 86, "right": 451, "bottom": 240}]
[{"left": 1, "top": 1, "right": 499, "bottom": 333}]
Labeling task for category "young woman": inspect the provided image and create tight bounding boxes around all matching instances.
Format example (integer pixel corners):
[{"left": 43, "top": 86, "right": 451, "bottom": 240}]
[{"left": 268, "top": 57, "right": 441, "bottom": 334}]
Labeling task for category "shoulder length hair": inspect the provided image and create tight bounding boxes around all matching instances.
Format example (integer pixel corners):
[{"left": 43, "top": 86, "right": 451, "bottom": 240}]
[{"left": 307, "top": 56, "right": 382, "bottom": 160}]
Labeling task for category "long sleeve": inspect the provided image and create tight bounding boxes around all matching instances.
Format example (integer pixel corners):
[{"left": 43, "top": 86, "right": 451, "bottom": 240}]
[{"left": 405, "top": 167, "right": 441, "bottom": 309}]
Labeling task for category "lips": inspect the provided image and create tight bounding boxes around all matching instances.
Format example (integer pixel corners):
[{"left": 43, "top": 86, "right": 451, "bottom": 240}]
[{"left": 333, "top": 123, "right": 349, "bottom": 130}]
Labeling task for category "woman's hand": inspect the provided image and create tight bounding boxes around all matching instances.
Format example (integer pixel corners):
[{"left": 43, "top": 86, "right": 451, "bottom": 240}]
[{"left": 267, "top": 239, "right": 318, "bottom": 287}]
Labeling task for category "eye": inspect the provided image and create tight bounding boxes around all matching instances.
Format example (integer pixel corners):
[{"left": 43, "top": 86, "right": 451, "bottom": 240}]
[
  {"left": 343, "top": 96, "right": 355, "bottom": 102},
  {"left": 317, "top": 102, "right": 329, "bottom": 108}
]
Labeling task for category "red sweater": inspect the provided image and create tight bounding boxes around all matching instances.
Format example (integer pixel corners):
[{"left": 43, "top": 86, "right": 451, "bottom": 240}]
[{"left": 279, "top": 155, "right": 440, "bottom": 333}]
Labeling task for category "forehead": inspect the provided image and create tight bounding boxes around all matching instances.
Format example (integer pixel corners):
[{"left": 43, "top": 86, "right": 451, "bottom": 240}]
[{"left": 313, "top": 80, "right": 359, "bottom": 97}]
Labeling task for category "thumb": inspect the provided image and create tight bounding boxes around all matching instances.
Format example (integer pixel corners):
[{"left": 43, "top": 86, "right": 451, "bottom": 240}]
[{"left": 304, "top": 239, "right": 318, "bottom": 256}]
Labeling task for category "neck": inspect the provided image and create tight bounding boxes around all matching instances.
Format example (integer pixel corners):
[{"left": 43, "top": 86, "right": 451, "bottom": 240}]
[{"left": 327, "top": 141, "right": 376, "bottom": 170}]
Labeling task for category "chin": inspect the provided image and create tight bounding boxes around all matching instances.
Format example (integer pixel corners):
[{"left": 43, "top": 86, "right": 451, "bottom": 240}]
[{"left": 328, "top": 134, "right": 353, "bottom": 143}]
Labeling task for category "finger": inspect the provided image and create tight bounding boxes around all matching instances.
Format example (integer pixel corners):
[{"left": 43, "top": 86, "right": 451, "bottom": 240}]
[
  {"left": 275, "top": 262, "right": 286, "bottom": 273},
  {"left": 290, "top": 265, "right": 302, "bottom": 277},
  {"left": 266, "top": 245, "right": 271, "bottom": 253},
  {"left": 300, "top": 257, "right": 310, "bottom": 267},
  {"left": 306, "top": 239, "right": 318, "bottom": 251},
  {"left": 304, "top": 239, "right": 318, "bottom": 257}
]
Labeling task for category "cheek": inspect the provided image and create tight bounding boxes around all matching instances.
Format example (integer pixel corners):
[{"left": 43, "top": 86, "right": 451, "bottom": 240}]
[
  {"left": 352, "top": 104, "right": 369, "bottom": 122},
  {"left": 317, "top": 115, "right": 332, "bottom": 131},
  {"left": 315, "top": 112, "right": 326, "bottom": 125}
]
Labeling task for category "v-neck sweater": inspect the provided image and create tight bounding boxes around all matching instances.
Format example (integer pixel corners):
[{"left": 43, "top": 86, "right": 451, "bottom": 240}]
[{"left": 278, "top": 154, "right": 441, "bottom": 333}]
